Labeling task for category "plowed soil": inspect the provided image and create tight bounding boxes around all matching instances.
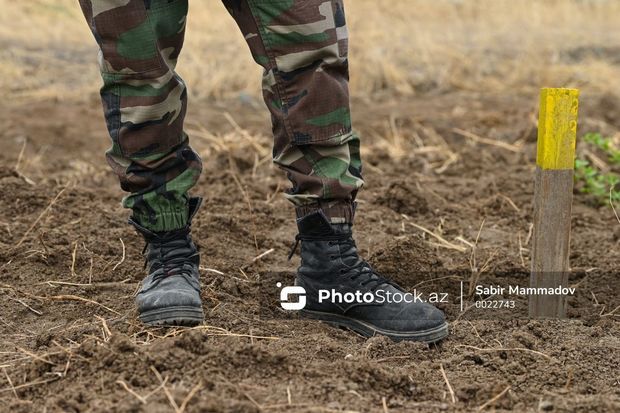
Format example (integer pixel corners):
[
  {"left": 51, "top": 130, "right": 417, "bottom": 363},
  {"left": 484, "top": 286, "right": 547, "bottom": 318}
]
[{"left": 1, "top": 92, "right": 618, "bottom": 412}]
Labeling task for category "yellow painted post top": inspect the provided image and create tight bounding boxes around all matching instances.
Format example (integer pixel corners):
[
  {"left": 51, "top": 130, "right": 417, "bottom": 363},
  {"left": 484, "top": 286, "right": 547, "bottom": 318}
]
[{"left": 537, "top": 88, "right": 579, "bottom": 170}]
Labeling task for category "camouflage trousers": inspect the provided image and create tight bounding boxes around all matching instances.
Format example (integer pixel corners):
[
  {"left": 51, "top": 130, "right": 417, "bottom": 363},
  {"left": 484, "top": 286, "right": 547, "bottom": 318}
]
[{"left": 79, "top": 0, "right": 364, "bottom": 232}]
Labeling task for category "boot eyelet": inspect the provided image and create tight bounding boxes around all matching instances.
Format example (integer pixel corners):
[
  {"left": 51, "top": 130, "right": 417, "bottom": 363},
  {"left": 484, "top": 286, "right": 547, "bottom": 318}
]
[{"left": 329, "top": 255, "right": 336, "bottom": 260}]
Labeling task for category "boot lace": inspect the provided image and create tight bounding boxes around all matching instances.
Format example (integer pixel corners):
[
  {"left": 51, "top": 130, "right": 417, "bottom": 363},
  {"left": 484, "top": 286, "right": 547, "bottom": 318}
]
[
  {"left": 142, "top": 229, "right": 199, "bottom": 283},
  {"left": 290, "top": 233, "right": 395, "bottom": 291},
  {"left": 334, "top": 237, "right": 394, "bottom": 291}
]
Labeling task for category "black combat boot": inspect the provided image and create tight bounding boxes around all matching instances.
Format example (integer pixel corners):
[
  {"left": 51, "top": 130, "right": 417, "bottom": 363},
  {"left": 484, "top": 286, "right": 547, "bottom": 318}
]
[
  {"left": 292, "top": 211, "right": 448, "bottom": 343},
  {"left": 129, "top": 197, "right": 204, "bottom": 326}
]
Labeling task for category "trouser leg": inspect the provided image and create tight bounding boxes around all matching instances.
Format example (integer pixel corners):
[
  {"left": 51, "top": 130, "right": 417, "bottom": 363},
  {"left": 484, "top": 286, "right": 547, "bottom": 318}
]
[
  {"left": 222, "top": 0, "right": 364, "bottom": 224},
  {"left": 79, "top": 0, "right": 202, "bottom": 232}
]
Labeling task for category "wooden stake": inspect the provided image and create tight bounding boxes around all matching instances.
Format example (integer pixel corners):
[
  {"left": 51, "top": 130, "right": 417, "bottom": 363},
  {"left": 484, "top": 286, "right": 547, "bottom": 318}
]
[{"left": 530, "top": 88, "right": 579, "bottom": 318}]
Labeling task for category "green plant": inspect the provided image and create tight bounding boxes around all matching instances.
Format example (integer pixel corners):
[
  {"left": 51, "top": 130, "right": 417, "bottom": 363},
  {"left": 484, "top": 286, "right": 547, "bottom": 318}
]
[{"left": 574, "top": 133, "right": 620, "bottom": 203}]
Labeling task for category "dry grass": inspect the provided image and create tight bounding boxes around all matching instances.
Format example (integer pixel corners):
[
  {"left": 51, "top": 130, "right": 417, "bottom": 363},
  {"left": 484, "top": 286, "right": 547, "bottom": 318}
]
[{"left": 1, "top": 0, "right": 619, "bottom": 103}]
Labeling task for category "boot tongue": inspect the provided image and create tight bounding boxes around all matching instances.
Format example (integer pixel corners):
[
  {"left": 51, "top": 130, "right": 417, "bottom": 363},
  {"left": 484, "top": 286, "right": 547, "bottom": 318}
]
[
  {"left": 330, "top": 223, "right": 362, "bottom": 267},
  {"left": 329, "top": 223, "right": 352, "bottom": 236}
]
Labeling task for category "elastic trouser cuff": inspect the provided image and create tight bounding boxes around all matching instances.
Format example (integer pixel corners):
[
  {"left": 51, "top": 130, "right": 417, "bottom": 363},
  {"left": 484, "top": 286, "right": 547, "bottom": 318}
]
[
  {"left": 295, "top": 201, "right": 356, "bottom": 224},
  {"left": 131, "top": 205, "right": 189, "bottom": 233}
]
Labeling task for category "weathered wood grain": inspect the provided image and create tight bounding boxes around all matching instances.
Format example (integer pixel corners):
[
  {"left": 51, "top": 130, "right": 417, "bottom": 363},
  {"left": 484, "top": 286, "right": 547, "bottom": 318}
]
[{"left": 530, "top": 88, "right": 579, "bottom": 318}]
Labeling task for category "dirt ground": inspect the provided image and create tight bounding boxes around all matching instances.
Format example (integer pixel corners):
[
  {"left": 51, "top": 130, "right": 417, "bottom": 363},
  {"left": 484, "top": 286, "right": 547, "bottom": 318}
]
[{"left": 0, "top": 91, "right": 619, "bottom": 412}]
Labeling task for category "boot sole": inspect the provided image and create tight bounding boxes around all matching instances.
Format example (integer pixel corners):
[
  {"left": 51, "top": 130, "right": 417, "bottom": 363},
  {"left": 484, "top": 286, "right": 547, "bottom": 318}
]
[
  {"left": 300, "top": 309, "right": 449, "bottom": 343},
  {"left": 139, "top": 306, "right": 204, "bottom": 327}
]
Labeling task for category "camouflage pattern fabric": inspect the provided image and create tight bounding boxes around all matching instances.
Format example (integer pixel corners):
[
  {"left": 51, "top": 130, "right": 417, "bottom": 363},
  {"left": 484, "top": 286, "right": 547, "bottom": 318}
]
[{"left": 79, "top": 0, "right": 364, "bottom": 231}]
